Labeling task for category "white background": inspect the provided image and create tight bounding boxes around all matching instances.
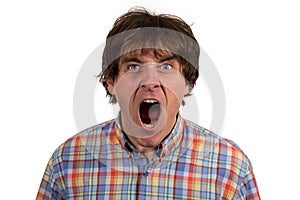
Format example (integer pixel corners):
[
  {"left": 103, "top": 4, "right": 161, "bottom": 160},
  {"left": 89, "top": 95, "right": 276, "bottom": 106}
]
[{"left": 1, "top": 0, "right": 299, "bottom": 199}]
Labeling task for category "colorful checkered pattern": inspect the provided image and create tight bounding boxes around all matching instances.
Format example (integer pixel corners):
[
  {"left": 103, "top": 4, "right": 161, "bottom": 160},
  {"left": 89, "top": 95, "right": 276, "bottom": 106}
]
[{"left": 37, "top": 115, "right": 260, "bottom": 199}]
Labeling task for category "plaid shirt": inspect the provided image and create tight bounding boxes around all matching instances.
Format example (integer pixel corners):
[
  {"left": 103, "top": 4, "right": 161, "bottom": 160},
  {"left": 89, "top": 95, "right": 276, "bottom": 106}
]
[{"left": 37, "top": 114, "right": 260, "bottom": 199}]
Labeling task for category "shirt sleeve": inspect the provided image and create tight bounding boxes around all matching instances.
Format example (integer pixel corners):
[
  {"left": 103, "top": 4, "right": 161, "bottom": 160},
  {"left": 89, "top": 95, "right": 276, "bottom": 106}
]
[
  {"left": 225, "top": 139, "right": 261, "bottom": 199},
  {"left": 239, "top": 164, "right": 261, "bottom": 200},
  {"left": 36, "top": 158, "right": 65, "bottom": 200}
]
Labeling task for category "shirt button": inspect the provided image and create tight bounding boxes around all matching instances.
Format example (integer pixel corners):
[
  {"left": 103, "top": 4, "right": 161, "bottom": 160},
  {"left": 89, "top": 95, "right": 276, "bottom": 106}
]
[{"left": 143, "top": 172, "right": 149, "bottom": 177}]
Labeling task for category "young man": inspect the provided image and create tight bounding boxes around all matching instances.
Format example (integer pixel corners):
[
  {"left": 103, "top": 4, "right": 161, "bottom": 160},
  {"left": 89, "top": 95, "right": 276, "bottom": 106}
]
[{"left": 37, "top": 8, "right": 260, "bottom": 199}]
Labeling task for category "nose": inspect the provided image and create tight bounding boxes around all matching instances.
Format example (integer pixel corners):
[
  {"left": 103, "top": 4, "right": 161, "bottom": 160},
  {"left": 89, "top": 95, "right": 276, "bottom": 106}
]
[
  {"left": 142, "top": 82, "right": 160, "bottom": 91},
  {"left": 140, "top": 67, "right": 161, "bottom": 91}
]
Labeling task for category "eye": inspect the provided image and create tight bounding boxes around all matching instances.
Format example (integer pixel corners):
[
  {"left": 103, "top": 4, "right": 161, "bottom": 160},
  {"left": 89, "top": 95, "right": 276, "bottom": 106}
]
[
  {"left": 128, "top": 65, "right": 140, "bottom": 71},
  {"left": 160, "top": 64, "right": 173, "bottom": 70}
]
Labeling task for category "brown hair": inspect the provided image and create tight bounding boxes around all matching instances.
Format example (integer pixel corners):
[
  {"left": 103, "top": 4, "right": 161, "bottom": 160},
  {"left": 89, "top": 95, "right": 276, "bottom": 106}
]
[{"left": 99, "top": 7, "right": 200, "bottom": 103}]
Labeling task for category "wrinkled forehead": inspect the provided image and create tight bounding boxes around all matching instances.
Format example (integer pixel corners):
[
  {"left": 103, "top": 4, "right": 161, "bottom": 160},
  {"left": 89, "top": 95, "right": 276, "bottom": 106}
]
[{"left": 119, "top": 48, "right": 175, "bottom": 63}]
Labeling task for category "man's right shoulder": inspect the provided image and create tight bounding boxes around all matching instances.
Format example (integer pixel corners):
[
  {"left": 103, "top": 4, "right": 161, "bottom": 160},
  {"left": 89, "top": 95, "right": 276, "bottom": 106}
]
[
  {"left": 74, "top": 119, "right": 117, "bottom": 138},
  {"left": 50, "top": 119, "right": 117, "bottom": 164}
]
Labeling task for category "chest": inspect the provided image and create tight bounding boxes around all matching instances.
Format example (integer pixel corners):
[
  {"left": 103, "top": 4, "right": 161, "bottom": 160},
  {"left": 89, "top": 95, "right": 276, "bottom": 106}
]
[{"left": 62, "top": 158, "right": 240, "bottom": 199}]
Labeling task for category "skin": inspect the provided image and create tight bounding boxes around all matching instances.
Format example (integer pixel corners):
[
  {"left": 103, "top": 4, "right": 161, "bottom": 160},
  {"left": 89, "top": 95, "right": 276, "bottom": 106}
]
[{"left": 107, "top": 50, "right": 189, "bottom": 155}]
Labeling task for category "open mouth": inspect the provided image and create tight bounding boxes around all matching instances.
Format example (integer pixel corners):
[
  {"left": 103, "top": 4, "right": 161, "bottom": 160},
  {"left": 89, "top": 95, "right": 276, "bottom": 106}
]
[{"left": 139, "top": 99, "right": 161, "bottom": 128}]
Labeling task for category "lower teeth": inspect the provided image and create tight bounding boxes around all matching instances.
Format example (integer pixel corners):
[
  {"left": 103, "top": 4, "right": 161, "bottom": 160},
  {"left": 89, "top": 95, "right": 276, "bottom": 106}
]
[
  {"left": 144, "top": 124, "right": 154, "bottom": 128},
  {"left": 143, "top": 121, "right": 157, "bottom": 128}
]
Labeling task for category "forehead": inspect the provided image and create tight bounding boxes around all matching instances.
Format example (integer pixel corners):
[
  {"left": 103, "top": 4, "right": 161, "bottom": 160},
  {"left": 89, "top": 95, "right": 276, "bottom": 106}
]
[{"left": 119, "top": 49, "right": 176, "bottom": 63}]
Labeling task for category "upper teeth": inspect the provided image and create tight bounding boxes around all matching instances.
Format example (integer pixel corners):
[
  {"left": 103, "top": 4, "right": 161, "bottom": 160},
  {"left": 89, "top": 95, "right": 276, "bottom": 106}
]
[{"left": 143, "top": 99, "right": 157, "bottom": 103}]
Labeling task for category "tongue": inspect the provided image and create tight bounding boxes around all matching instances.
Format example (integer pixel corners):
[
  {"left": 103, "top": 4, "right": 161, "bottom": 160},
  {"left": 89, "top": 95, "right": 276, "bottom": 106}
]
[
  {"left": 140, "top": 103, "right": 160, "bottom": 124},
  {"left": 148, "top": 104, "right": 160, "bottom": 121}
]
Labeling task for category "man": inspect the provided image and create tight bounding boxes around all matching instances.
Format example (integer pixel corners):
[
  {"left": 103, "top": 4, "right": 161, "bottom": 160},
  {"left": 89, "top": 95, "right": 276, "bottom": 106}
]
[{"left": 37, "top": 7, "right": 260, "bottom": 199}]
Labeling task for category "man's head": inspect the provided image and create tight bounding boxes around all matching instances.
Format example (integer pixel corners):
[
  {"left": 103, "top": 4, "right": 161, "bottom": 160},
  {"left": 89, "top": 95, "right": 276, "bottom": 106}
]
[
  {"left": 99, "top": 7, "right": 200, "bottom": 103},
  {"left": 99, "top": 7, "right": 200, "bottom": 149}
]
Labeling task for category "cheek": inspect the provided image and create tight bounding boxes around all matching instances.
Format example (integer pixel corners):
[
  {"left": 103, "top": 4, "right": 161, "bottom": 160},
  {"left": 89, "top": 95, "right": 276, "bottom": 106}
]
[
  {"left": 113, "top": 74, "right": 141, "bottom": 105},
  {"left": 161, "top": 75, "right": 187, "bottom": 103},
  {"left": 168, "top": 91, "right": 182, "bottom": 108}
]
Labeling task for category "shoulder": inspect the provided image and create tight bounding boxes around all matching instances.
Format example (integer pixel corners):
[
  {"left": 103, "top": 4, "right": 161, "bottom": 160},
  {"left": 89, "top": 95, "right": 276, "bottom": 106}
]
[
  {"left": 181, "top": 120, "right": 260, "bottom": 198},
  {"left": 50, "top": 119, "right": 117, "bottom": 166},
  {"left": 182, "top": 118, "right": 253, "bottom": 174}
]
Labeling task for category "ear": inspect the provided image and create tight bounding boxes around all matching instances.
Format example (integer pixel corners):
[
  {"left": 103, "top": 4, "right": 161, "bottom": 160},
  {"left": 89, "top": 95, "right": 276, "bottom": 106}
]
[
  {"left": 106, "top": 79, "right": 115, "bottom": 95},
  {"left": 184, "top": 82, "right": 191, "bottom": 96}
]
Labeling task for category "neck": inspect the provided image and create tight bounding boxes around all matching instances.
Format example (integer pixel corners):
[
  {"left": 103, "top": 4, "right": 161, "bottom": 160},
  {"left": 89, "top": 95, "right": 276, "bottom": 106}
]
[
  {"left": 125, "top": 134, "right": 158, "bottom": 153},
  {"left": 127, "top": 135, "right": 162, "bottom": 163}
]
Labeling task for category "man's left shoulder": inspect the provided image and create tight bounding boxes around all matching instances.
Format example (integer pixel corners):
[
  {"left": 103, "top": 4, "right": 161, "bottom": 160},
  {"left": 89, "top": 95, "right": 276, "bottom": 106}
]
[{"left": 182, "top": 118, "right": 253, "bottom": 172}]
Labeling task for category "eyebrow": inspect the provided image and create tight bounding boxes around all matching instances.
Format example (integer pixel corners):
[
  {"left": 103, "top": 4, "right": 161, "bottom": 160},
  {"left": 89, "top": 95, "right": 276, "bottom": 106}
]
[{"left": 120, "top": 56, "right": 176, "bottom": 64}]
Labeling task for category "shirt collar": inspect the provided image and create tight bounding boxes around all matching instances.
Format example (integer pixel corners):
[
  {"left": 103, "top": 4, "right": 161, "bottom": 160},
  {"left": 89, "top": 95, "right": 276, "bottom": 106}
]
[{"left": 115, "top": 112, "right": 184, "bottom": 158}]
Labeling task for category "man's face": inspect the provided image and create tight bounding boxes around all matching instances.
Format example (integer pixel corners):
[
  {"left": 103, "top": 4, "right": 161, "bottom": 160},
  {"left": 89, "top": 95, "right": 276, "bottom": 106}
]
[{"left": 107, "top": 49, "right": 189, "bottom": 148}]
